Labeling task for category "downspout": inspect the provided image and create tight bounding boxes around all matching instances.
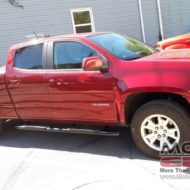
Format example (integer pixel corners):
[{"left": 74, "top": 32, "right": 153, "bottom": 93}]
[
  {"left": 138, "top": 0, "right": 146, "bottom": 43},
  {"left": 156, "top": 0, "right": 164, "bottom": 40}
]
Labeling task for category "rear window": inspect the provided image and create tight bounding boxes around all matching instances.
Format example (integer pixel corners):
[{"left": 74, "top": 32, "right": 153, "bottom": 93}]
[{"left": 14, "top": 44, "right": 43, "bottom": 69}]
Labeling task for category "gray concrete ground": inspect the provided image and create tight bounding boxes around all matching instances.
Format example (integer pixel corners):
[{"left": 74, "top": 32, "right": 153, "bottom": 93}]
[{"left": 0, "top": 122, "right": 189, "bottom": 190}]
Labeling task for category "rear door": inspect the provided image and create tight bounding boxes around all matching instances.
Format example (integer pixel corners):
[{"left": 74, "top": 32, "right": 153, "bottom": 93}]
[
  {"left": 46, "top": 40, "right": 116, "bottom": 123},
  {"left": 6, "top": 43, "right": 52, "bottom": 120}
]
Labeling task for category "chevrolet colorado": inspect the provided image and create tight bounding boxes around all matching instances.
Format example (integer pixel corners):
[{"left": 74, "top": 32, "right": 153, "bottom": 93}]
[{"left": 1, "top": 32, "right": 190, "bottom": 158}]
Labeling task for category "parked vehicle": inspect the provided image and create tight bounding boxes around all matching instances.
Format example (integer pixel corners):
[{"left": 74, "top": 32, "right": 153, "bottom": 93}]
[
  {"left": 156, "top": 33, "right": 190, "bottom": 50},
  {"left": 1, "top": 32, "right": 190, "bottom": 158}
]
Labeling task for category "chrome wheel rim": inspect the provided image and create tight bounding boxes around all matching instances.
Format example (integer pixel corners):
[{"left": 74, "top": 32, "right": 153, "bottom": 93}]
[{"left": 140, "top": 114, "right": 180, "bottom": 151}]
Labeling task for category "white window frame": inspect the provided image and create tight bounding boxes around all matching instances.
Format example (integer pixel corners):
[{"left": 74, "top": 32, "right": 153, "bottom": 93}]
[{"left": 70, "top": 8, "right": 95, "bottom": 34}]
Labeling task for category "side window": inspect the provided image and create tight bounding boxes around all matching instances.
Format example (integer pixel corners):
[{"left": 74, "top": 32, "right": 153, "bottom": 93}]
[
  {"left": 15, "top": 44, "right": 43, "bottom": 69},
  {"left": 54, "top": 42, "right": 97, "bottom": 69}
]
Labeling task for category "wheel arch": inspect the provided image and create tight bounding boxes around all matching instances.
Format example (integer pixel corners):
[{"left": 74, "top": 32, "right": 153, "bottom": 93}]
[{"left": 124, "top": 91, "right": 190, "bottom": 125}]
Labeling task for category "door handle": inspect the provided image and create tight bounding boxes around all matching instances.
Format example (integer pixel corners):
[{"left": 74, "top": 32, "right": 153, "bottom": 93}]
[
  {"left": 9, "top": 79, "right": 21, "bottom": 84},
  {"left": 49, "top": 79, "right": 62, "bottom": 86},
  {"left": 49, "top": 79, "right": 74, "bottom": 86},
  {"left": 49, "top": 79, "right": 63, "bottom": 86}
]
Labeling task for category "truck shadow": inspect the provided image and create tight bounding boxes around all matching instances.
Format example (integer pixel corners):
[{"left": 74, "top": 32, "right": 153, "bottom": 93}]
[{"left": 0, "top": 120, "right": 155, "bottom": 161}]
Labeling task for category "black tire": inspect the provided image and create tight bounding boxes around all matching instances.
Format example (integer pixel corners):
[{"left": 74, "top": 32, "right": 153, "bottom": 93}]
[{"left": 131, "top": 100, "right": 190, "bottom": 159}]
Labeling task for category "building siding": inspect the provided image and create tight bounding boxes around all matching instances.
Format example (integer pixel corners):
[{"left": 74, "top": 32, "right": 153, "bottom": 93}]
[
  {"left": 0, "top": 0, "right": 143, "bottom": 64},
  {"left": 141, "top": 0, "right": 160, "bottom": 45},
  {"left": 161, "top": 0, "right": 190, "bottom": 38},
  {"left": 0, "top": 0, "right": 190, "bottom": 64}
]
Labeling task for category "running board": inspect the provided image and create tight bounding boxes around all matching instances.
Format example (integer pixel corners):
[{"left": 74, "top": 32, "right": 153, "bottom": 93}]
[{"left": 15, "top": 125, "right": 119, "bottom": 136}]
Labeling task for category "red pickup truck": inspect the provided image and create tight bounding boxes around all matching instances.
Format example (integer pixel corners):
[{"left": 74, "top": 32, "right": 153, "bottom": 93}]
[{"left": 1, "top": 32, "right": 190, "bottom": 158}]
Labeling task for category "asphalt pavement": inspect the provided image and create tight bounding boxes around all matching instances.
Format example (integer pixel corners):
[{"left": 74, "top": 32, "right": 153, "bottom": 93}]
[{"left": 0, "top": 121, "right": 189, "bottom": 190}]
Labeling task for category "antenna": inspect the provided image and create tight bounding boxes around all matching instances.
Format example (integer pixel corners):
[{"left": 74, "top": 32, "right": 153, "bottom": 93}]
[
  {"left": 33, "top": 31, "right": 39, "bottom": 39},
  {"left": 24, "top": 33, "right": 50, "bottom": 41}
]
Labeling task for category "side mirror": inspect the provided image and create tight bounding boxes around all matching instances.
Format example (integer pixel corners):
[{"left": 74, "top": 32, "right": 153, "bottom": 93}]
[{"left": 82, "top": 57, "right": 108, "bottom": 71}]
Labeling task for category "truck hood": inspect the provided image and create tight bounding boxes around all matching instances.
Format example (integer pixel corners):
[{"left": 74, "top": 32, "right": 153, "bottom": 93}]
[
  {"left": 117, "top": 49, "right": 190, "bottom": 92},
  {"left": 139, "top": 49, "right": 190, "bottom": 61}
]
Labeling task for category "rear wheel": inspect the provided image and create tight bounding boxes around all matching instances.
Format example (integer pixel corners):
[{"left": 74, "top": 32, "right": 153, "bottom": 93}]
[{"left": 131, "top": 100, "right": 190, "bottom": 159}]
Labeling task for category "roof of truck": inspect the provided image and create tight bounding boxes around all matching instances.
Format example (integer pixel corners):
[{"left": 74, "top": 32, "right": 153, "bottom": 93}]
[{"left": 11, "top": 32, "right": 110, "bottom": 49}]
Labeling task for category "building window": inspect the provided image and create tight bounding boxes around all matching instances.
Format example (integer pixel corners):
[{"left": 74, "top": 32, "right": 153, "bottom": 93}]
[{"left": 71, "top": 8, "right": 95, "bottom": 33}]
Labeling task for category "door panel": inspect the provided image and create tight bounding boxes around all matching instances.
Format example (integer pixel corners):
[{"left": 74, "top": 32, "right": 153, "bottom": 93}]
[
  {"left": 6, "top": 44, "right": 52, "bottom": 120},
  {"left": 47, "top": 71, "right": 116, "bottom": 122}
]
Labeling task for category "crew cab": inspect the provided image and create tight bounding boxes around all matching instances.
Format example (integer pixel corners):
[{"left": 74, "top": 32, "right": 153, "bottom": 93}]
[{"left": 1, "top": 32, "right": 190, "bottom": 158}]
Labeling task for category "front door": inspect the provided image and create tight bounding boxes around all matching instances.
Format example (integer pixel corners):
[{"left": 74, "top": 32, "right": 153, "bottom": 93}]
[{"left": 46, "top": 40, "right": 116, "bottom": 123}]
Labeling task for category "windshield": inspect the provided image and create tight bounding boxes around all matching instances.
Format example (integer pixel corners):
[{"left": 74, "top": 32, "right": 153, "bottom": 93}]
[{"left": 88, "top": 33, "right": 156, "bottom": 60}]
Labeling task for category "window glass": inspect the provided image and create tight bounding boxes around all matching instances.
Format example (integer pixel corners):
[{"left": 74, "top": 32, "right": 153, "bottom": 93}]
[
  {"left": 88, "top": 33, "right": 156, "bottom": 61},
  {"left": 15, "top": 44, "right": 43, "bottom": 69},
  {"left": 76, "top": 25, "right": 92, "bottom": 33},
  {"left": 73, "top": 11, "right": 91, "bottom": 25},
  {"left": 54, "top": 42, "right": 97, "bottom": 69}
]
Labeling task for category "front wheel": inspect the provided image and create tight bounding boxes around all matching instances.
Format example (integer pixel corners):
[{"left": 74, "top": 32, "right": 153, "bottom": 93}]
[{"left": 131, "top": 100, "right": 190, "bottom": 159}]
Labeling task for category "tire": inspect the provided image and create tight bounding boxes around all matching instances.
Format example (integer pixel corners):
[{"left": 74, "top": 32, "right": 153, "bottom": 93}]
[{"left": 131, "top": 100, "right": 190, "bottom": 159}]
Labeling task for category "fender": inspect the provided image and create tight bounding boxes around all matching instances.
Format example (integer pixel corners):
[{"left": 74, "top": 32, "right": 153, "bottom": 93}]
[{"left": 113, "top": 85, "right": 190, "bottom": 125}]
